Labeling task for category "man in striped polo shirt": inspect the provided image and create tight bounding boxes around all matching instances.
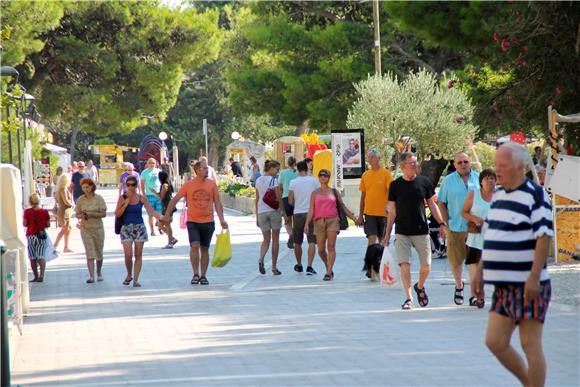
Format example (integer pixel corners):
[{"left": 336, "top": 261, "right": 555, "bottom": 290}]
[{"left": 474, "top": 142, "right": 553, "bottom": 387}]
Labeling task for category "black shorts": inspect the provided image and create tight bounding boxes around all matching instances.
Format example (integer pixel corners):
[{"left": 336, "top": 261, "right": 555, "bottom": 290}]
[
  {"left": 186, "top": 221, "right": 215, "bottom": 248},
  {"left": 282, "top": 197, "right": 294, "bottom": 217},
  {"left": 363, "top": 215, "right": 387, "bottom": 240},
  {"left": 465, "top": 246, "right": 482, "bottom": 265}
]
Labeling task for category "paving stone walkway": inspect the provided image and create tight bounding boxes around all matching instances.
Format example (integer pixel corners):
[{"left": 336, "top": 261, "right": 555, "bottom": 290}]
[{"left": 10, "top": 188, "right": 580, "bottom": 386}]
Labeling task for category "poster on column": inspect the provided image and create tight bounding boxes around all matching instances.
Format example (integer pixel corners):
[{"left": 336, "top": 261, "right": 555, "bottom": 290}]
[{"left": 331, "top": 129, "right": 365, "bottom": 191}]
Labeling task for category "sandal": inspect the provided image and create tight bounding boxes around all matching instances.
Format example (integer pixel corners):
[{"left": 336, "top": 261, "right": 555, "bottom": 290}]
[
  {"left": 258, "top": 261, "right": 266, "bottom": 275},
  {"left": 477, "top": 299, "right": 485, "bottom": 309},
  {"left": 323, "top": 274, "right": 332, "bottom": 281},
  {"left": 37, "top": 277, "right": 44, "bottom": 283},
  {"left": 469, "top": 296, "right": 478, "bottom": 307},
  {"left": 454, "top": 282, "right": 464, "bottom": 305},
  {"left": 191, "top": 275, "right": 200, "bottom": 285},
  {"left": 401, "top": 299, "right": 413, "bottom": 310},
  {"left": 123, "top": 277, "right": 132, "bottom": 286},
  {"left": 413, "top": 283, "right": 429, "bottom": 307},
  {"left": 86, "top": 278, "right": 95, "bottom": 284},
  {"left": 133, "top": 282, "right": 141, "bottom": 287},
  {"left": 199, "top": 276, "right": 209, "bottom": 285},
  {"left": 272, "top": 269, "right": 282, "bottom": 276}
]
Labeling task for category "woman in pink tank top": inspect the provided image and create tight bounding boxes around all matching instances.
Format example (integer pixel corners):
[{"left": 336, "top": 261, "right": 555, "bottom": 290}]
[{"left": 305, "top": 169, "right": 357, "bottom": 281}]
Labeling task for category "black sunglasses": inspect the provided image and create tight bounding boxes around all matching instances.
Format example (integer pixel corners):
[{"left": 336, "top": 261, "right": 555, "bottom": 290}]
[
  {"left": 318, "top": 173, "right": 330, "bottom": 178},
  {"left": 126, "top": 183, "right": 137, "bottom": 187},
  {"left": 456, "top": 160, "right": 469, "bottom": 165}
]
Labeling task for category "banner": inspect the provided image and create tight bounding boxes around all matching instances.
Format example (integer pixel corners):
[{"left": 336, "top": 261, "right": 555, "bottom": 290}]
[{"left": 331, "top": 128, "right": 365, "bottom": 190}]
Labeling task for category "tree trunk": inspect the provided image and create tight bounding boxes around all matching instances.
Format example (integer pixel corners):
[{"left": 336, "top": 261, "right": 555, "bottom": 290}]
[
  {"left": 69, "top": 126, "right": 80, "bottom": 164},
  {"left": 208, "top": 141, "right": 219, "bottom": 169},
  {"left": 419, "top": 158, "right": 449, "bottom": 187}
]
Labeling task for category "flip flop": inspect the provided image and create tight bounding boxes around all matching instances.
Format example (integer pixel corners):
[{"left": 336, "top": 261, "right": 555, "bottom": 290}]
[
  {"left": 123, "top": 277, "right": 132, "bottom": 286},
  {"left": 191, "top": 275, "right": 200, "bottom": 285}
]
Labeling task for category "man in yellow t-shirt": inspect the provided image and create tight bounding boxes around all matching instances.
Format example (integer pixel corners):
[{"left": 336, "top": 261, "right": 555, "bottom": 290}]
[{"left": 357, "top": 148, "right": 393, "bottom": 245}]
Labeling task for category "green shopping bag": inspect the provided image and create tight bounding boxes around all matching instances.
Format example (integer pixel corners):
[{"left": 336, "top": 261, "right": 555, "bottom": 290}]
[{"left": 211, "top": 230, "right": 232, "bottom": 267}]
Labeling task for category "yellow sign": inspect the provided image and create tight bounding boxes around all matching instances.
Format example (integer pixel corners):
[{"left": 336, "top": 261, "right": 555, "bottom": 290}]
[{"left": 555, "top": 195, "right": 580, "bottom": 263}]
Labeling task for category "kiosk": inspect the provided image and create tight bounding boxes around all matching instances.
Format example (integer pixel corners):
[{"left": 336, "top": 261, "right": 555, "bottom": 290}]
[
  {"left": 273, "top": 136, "right": 305, "bottom": 166},
  {"left": 89, "top": 144, "right": 139, "bottom": 186},
  {"left": 226, "top": 140, "right": 265, "bottom": 181}
]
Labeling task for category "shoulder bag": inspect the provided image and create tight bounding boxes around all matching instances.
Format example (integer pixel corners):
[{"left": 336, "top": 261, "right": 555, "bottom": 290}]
[
  {"left": 262, "top": 177, "right": 279, "bottom": 209},
  {"left": 332, "top": 189, "right": 349, "bottom": 230},
  {"left": 115, "top": 194, "right": 127, "bottom": 235}
]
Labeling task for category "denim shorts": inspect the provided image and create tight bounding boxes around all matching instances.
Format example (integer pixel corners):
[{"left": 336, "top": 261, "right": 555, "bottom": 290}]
[{"left": 145, "top": 194, "right": 162, "bottom": 213}]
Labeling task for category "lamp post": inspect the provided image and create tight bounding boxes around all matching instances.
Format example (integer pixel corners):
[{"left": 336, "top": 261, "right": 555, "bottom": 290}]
[
  {"left": 203, "top": 119, "right": 208, "bottom": 158},
  {"left": 158, "top": 131, "right": 168, "bottom": 162},
  {"left": 0, "top": 65, "right": 19, "bottom": 164},
  {"left": 231, "top": 131, "right": 240, "bottom": 141}
]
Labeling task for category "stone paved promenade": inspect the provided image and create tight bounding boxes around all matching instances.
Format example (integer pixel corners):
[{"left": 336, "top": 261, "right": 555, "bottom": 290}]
[{"left": 10, "top": 188, "right": 580, "bottom": 386}]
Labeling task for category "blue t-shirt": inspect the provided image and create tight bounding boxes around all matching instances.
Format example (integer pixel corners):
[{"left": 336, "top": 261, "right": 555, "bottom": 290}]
[
  {"left": 141, "top": 168, "right": 160, "bottom": 195},
  {"left": 438, "top": 170, "right": 480, "bottom": 232},
  {"left": 278, "top": 168, "right": 299, "bottom": 198}
]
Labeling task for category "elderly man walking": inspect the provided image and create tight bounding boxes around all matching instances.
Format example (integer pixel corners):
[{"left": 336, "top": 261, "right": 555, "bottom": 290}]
[
  {"left": 384, "top": 152, "right": 446, "bottom": 310},
  {"left": 474, "top": 142, "right": 553, "bottom": 387},
  {"left": 357, "top": 148, "right": 393, "bottom": 245},
  {"left": 438, "top": 151, "right": 480, "bottom": 305}
]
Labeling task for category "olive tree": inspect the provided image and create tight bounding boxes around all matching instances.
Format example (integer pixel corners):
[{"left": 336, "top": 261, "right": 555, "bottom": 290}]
[{"left": 347, "top": 70, "right": 477, "bottom": 184}]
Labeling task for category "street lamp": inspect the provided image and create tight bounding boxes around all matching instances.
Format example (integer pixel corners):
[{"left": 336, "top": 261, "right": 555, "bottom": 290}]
[
  {"left": 158, "top": 131, "right": 168, "bottom": 162},
  {"left": 231, "top": 131, "right": 240, "bottom": 141}
]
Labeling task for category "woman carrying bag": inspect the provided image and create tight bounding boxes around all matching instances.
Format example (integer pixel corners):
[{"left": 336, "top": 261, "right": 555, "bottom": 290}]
[
  {"left": 23, "top": 194, "right": 57, "bottom": 282},
  {"left": 305, "top": 169, "right": 357, "bottom": 281}
]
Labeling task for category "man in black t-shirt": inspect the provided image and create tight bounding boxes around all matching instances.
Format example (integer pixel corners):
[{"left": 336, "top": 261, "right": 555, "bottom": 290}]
[
  {"left": 383, "top": 153, "right": 447, "bottom": 310},
  {"left": 71, "top": 161, "right": 90, "bottom": 203},
  {"left": 229, "top": 157, "right": 243, "bottom": 178}
]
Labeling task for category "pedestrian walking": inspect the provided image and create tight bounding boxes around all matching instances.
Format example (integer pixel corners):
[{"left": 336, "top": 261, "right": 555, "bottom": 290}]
[
  {"left": 53, "top": 173, "right": 74, "bottom": 253},
  {"left": 249, "top": 156, "right": 261, "bottom": 187},
  {"left": 461, "top": 168, "right": 496, "bottom": 307},
  {"left": 304, "top": 157, "right": 313, "bottom": 176},
  {"left": 437, "top": 152, "right": 480, "bottom": 305},
  {"left": 160, "top": 157, "right": 175, "bottom": 183},
  {"left": 71, "top": 161, "right": 90, "bottom": 203},
  {"left": 384, "top": 153, "right": 447, "bottom": 310},
  {"left": 119, "top": 162, "right": 140, "bottom": 196},
  {"left": 229, "top": 157, "right": 243, "bottom": 178},
  {"left": 254, "top": 160, "right": 283, "bottom": 275},
  {"left": 162, "top": 160, "right": 228, "bottom": 285},
  {"left": 23, "top": 194, "right": 56, "bottom": 282},
  {"left": 199, "top": 156, "right": 216, "bottom": 181},
  {"left": 85, "top": 160, "right": 99, "bottom": 185},
  {"left": 183, "top": 159, "right": 197, "bottom": 183},
  {"left": 75, "top": 179, "right": 107, "bottom": 283},
  {"left": 115, "top": 175, "right": 162, "bottom": 287},
  {"left": 153, "top": 171, "right": 178, "bottom": 249},
  {"left": 473, "top": 143, "right": 554, "bottom": 387},
  {"left": 305, "top": 169, "right": 357, "bottom": 281},
  {"left": 288, "top": 161, "right": 320, "bottom": 274},
  {"left": 279, "top": 156, "right": 299, "bottom": 249},
  {"left": 140, "top": 158, "right": 162, "bottom": 236},
  {"left": 357, "top": 148, "right": 393, "bottom": 246}
]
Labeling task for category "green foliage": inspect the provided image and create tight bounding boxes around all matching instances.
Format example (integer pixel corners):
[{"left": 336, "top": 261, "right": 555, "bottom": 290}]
[
  {"left": 471, "top": 142, "right": 496, "bottom": 172},
  {"left": 0, "top": 0, "right": 66, "bottom": 66},
  {"left": 347, "top": 70, "right": 477, "bottom": 161},
  {"left": 15, "top": 1, "right": 223, "bottom": 137},
  {"left": 217, "top": 179, "right": 255, "bottom": 198}
]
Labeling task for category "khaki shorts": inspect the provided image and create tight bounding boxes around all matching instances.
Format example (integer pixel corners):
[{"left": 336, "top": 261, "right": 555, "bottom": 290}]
[
  {"left": 258, "top": 211, "right": 282, "bottom": 232},
  {"left": 394, "top": 234, "right": 431, "bottom": 266},
  {"left": 80, "top": 227, "right": 105, "bottom": 260},
  {"left": 292, "top": 213, "right": 316, "bottom": 244},
  {"left": 314, "top": 217, "right": 340, "bottom": 239},
  {"left": 447, "top": 231, "right": 467, "bottom": 268}
]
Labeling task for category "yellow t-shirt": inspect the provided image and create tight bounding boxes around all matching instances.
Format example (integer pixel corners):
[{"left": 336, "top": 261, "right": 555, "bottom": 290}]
[{"left": 359, "top": 168, "right": 393, "bottom": 217}]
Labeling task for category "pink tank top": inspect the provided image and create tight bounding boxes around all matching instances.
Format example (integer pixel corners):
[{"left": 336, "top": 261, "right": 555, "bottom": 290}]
[{"left": 313, "top": 193, "right": 338, "bottom": 220}]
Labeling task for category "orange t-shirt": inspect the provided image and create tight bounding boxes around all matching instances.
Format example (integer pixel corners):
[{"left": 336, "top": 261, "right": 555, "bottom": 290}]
[
  {"left": 178, "top": 179, "right": 218, "bottom": 223},
  {"left": 359, "top": 168, "right": 393, "bottom": 217}
]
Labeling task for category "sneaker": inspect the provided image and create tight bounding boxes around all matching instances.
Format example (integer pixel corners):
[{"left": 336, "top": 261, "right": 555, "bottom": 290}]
[
  {"left": 306, "top": 266, "right": 316, "bottom": 275},
  {"left": 294, "top": 264, "right": 303, "bottom": 273},
  {"left": 432, "top": 249, "right": 446, "bottom": 259}
]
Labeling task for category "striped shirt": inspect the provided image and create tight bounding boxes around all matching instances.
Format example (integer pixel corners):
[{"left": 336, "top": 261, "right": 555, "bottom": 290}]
[{"left": 482, "top": 179, "right": 553, "bottom": 285}]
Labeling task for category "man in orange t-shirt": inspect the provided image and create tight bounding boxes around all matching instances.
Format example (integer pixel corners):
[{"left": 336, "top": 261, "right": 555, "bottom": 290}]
[
  {"left": 356, "top": 148, "right": 393, "bottom": 245},
  {"left": 162, "top": 160, "right": 228, "bottom": 285}
]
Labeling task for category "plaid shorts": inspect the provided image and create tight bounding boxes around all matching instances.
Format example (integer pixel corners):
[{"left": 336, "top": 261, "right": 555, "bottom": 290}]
[{"left": 490, "top": 280, "right": 551, "bottom": 324}]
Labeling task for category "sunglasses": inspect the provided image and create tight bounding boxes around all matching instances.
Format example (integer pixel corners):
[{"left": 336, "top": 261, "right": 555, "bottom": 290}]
[
  {"left": 456, "top": 160, "right": 469, "bottom": 165},
  {"left": 318, "top": 173, "right": 330, "bottom": 178},
  {"left": 126, "top": 183, "right": 137, "bottom": 187}
]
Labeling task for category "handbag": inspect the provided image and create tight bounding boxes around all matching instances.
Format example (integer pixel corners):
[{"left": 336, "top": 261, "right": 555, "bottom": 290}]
[
  {"left": 467, "top": 221, "right": 482, "bottom": 234},
  {"left": 332, "top": 189, "right": 348, "bottom": 230},
  {"left": 262, "top": 177, "right": 279, "bottom": 209},
  {"left": 180, "top": 200, "right": 188, "bottom": 229},
  {"left": 211, "top": 230, "right": 232, "bottom": 268},
  {"left": 115, "top": 194, "right": 127, "bottom": 235}
]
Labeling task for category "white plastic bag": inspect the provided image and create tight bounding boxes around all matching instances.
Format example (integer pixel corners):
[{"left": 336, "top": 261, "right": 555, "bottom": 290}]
[{"left": 379, "top": 247, "right": 399, "bottom": 288}]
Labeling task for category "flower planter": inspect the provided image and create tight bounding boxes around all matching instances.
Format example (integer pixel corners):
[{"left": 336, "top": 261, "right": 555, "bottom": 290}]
[{"left": 219, "top": 192, "right": 255, "bottom": 214}]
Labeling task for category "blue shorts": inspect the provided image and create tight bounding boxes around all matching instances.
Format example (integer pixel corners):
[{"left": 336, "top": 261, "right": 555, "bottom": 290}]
[
  {"left": 490, "top": 280, "right": 551, "bottom": 324},
  {"left": 145, "top": 194, "right": 162, "bottom": 213},
  {"left": 186, "top": 221, "right": 215, "bottom": 248}
]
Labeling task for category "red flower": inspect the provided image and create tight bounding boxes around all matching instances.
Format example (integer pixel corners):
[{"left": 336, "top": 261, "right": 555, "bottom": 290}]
[
  {"left": 555, "top": 87, "right": 562, "bottom": 94},
  {"left": 455, "top": 116, "right": 463, "bottom": 124},
  {"left": 447, "top": 80, "right": 457, "bottom": 89},
  {"left": 501, "top": 39, "right": 510, "bottom": 52},
  {"left": 522, "top": 45, "right": 528, "bottom": 53},
  {"left": 549, "top": 100, "right": 556, "bottom": 106},
  {"left": 516, "top": 109, "right": 523, "bottom": 117},
  {"left": 493, "top": 32, "right": 499, "bottom": 42}
]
